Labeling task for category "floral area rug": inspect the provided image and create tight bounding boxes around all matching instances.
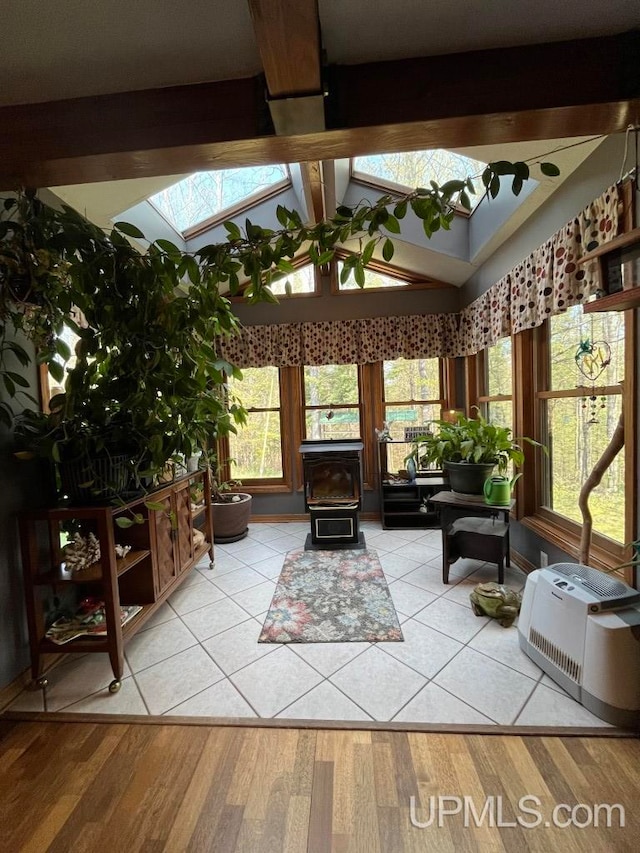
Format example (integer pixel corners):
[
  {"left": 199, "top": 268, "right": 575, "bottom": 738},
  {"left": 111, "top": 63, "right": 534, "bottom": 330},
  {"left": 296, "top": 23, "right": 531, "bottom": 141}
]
[{"left": 258, "top": 548, "right": 404, "bottom": 643}]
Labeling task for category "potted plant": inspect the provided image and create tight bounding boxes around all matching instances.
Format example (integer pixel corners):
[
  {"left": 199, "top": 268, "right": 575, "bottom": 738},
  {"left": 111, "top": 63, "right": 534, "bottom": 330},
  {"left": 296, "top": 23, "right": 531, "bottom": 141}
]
[
  {"left": 209, "top": 458, "right": 252, "bottom": 543},
  {"left": 407, "top": 409, "right": 541, "bottom": 496}
]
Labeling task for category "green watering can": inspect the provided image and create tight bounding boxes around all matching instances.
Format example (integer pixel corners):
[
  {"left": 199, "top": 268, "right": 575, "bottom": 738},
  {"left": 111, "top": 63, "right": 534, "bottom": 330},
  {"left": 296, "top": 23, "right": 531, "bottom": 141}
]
[{"left": 483, "top": 473, "right": 522, "bottom": 506}]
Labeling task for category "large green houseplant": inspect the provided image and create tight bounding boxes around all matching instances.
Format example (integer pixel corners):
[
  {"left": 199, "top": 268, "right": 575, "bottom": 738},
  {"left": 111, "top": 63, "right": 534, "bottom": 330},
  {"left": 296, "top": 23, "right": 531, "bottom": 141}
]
[
  {"left": 408, "top": 409, "right": 541, "bottom": 495},
  {"left": 1, "top": 158, "right": 554, "bottom": 503}
]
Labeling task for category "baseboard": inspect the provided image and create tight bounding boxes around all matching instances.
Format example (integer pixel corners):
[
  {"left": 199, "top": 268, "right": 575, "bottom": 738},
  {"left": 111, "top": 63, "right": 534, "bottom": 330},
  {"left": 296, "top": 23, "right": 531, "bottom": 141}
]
[
  {"left": 511, "top": 547, "right": 536, "bottom": 575},
  {"left": 251, "top": 513, "right": 381, "bottom": 523}
]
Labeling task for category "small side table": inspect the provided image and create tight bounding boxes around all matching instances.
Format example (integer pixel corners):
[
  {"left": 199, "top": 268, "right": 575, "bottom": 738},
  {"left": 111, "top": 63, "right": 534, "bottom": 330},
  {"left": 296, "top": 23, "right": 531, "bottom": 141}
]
[{"left": 429, "top": 491, "right": 514, "bottom": 584}]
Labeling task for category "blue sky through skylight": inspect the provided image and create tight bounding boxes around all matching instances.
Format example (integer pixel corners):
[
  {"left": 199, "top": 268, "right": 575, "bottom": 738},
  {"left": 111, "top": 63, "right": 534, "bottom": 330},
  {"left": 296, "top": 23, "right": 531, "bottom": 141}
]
[
  {"left": 150, "top": 164, "right": 289, "bottom": 233},
  {"left": 353, "top": 149, "right": 487, "bottom": 210}
]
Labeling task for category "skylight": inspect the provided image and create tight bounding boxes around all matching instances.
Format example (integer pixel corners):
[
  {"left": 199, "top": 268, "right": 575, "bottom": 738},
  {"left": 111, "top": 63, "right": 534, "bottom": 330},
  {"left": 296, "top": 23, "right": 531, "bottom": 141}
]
[
  {"left": 149, "top": 164, "right": 290, "bottom": 233},
  {"left": 353, "top": 150, "right": 487, "bottom": 211}
]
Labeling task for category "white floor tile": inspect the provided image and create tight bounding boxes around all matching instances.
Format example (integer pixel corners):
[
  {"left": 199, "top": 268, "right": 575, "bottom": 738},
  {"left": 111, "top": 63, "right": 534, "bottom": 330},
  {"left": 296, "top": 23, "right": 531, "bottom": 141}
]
[
  {"left": 137, "top": 602, "right": 177, "bottom": 633},
  {"left": 277, "top": 681, "right": 373, "bottom": 721},
  {"left": 413, "top": 597, "right": 490, "bottom": 643},
  {"left": 400, "top": 565, "right": 451, "bottom": 595},
  {"left": 468, "top": 621, "right": 543, "bottom": 680},
  {"left": 230, "top": 646, "right": 323, "bottom": 717},
  {"left": 288, "top": 641, "right": 371, "bottom": 677},
  {"left": 388, "top": 580, "right": 437, "bottom": 617},
  {"left": 245, "top": 525, "right": 283, "bottom": 544},
  {"left": 394, "top": 541, "right": 442, "bottom": 564},
  {"left": 212, "top": 566, "right": 269, "bottom": 596},
  {"left": 177, "top": 570, "right": 210, "bottom": 589},
  {"left": 252, "top": 554, "right": 286, "bottom": 580},
  {"left": 202, "top": 618, "right": 277, "bottom": 675},
  {"left": 62, "top": 677, "right": 148, "bottom": 715},
  {"left": 539, "top": 673, "right": 570, "bottom": 696},
  {"left": 330, "top": 646, "right": 426, "bottom": 721},
  {"left": 135, "top": 645, "right": 225, "bottom": 715},
  {"left": 230, "top": 542, "right": 280, "bottom": 563},
  {"left": 465, "top": 563, "right": 527, "bottom": 591},
  {"left": 394, "top": 683, "right": 495, "bottom": 725},
  {"left": 125, "top": 619, "right": 198, "bottom": 673},
  {"left": 373, "top": 532, "right": 414, "bottom": 552},
  {"left": 377, "top": 552, "right": 422, "bottom": 579},
  {"left": 433, "top": 647, "right": 538, "bottom": 724},
  {"left": 168, "top": 579, "right": 226, "bottom": 615},
  {"left": 202, "top": 552, "right": 247, "bottom": 577},
  {"left": 377, "top": 618, "right": 463, "bottom": 679},
  {"left": 265, "top": 535, "right": 307, "bottom": 554},
  {"left": 232, "top": 580, "right": 277, "bottom": 616},
  {"left": 6, "top": 685, "right": 46, "bottom": 713},
  {"left": 166, "top": 679, "right": 257, "bottom": 717},
  {"left": 515, "top": 683, "right": 612, "bottom": 727},
  {"left": 45, "top": 654, "right": 132, "bottom": 712},
  {"left": 181, "top": 597, "right": 251, "bottom": 642}
]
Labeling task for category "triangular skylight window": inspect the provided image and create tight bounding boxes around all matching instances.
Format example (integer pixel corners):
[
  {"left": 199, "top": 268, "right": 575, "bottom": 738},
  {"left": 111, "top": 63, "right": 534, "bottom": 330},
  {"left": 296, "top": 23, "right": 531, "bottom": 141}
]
[
  {"left": 149, "top": 164, "right": 290, "bottom": 233},
  {"left": 352, "top": 150, "right": 487, "bottom": 211}
]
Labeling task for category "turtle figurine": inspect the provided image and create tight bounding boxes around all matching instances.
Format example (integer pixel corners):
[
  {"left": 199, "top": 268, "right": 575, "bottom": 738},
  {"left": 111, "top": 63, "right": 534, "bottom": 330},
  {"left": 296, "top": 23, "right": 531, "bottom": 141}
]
[{"left": 469, "top": 582, "right": 522, "bottom": 628}]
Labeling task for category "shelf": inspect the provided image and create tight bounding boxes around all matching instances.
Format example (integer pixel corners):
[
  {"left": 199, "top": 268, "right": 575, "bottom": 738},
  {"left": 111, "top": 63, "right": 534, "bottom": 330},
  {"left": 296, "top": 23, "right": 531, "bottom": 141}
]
[
  {"left": 583, "top": 289, "right": 640, "bottom": 313},
  {"left": 39, "top": 636, "right": 110, "bottom": 654},
  {"left": 383, "top": 510, "right": 437, "bottom": 518},
  {"left": 34, "top": 549, "right": 151, "bottom": 585},
  {"left": 191, "top": 503, "right": 207, "bottom": 519},
  {"left": 122, "top": 603, "right": 156, "bottom": 639},
  {"left": 193, "top": 541, "right": 211, "bottom": 564},
  {"left": 116, "top": 549, "right": 151, "bottom": 577}
]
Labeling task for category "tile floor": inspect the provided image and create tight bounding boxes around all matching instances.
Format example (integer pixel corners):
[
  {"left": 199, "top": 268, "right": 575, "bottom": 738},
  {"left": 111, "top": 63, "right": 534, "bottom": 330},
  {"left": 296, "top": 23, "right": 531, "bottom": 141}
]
[{"left": 6, "top": 521, "right": 611, "bottom": 727}]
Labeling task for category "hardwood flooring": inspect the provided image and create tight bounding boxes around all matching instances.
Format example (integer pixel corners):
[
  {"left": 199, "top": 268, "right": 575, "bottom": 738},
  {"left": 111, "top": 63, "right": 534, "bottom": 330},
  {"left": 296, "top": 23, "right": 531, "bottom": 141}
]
[{"left": 0, "top": 718, "right": 638, "bottom": 852}]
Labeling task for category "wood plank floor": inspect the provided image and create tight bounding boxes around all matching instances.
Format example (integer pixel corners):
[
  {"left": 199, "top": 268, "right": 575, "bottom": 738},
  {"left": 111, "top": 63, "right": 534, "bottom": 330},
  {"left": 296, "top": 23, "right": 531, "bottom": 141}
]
[{"left": 0, "top": 719, "right": 638, "bottom": 852}]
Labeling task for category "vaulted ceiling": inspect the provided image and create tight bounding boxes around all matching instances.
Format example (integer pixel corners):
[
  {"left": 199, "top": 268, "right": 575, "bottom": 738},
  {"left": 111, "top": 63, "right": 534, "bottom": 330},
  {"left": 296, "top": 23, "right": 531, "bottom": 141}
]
[{"left": 1, "top": 1, "right": 639, "bottom": 286}]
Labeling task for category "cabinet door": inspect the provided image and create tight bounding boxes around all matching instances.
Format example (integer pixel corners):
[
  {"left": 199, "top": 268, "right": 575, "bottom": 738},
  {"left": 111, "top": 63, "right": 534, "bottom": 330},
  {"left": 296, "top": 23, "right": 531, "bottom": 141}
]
[
  {"left": 174, "top": 482, "right": 194, "bottom": 574},
  {"left": 153, "top": 495, "right": 178, "bottom": 595}
]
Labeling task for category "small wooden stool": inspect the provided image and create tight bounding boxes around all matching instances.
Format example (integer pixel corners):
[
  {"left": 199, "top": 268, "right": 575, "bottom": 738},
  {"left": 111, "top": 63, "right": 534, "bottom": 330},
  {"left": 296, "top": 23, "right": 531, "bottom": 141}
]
[{"left": 443, "top": 515, "right": 510, "bottom": 584}]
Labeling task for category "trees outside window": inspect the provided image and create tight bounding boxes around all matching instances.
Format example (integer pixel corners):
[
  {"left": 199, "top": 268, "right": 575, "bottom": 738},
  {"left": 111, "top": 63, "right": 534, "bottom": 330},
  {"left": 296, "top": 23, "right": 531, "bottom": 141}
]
[
  {"left": 539, "top": 305, "right": 625, "bottom": 543},
  {"left": 227, "top": 367, "right": 284, "bottom": 481},
  {"left": 480, "top": 337, "right": 513, "bottom": 431},
  {"left": 382, "top": 357, "right": 444, "bottom": 472},
  {"left": 303, "top": 364, "right": 362, "bottom": 441}
]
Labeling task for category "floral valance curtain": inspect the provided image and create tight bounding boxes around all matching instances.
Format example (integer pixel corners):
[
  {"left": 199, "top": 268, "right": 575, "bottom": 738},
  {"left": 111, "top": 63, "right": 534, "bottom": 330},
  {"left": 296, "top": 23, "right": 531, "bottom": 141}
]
[{"left": 216, "top": 184, "right": 620, "bottom": 367}]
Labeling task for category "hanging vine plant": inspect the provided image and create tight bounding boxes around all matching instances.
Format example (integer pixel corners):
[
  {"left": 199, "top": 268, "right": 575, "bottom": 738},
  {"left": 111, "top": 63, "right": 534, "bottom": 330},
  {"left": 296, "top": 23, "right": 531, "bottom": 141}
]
[{"left": 0, "top": 157, "right": 557, "bottom": 494}]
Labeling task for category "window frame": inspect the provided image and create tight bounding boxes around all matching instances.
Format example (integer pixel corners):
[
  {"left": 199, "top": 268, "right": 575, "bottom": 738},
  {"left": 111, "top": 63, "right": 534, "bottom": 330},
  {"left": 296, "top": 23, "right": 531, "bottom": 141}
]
[
  {"left": 331, "top": 250, "right": 451, "bottom": 294},
  {"left": 229, "top": 255, "right": 321, "bottom": 303},
  {"left": 476, "top": 338, "right": 514, "bottom": 425},
  {"left": 219, "top": 366, "right": 292, "bottom": 494}
]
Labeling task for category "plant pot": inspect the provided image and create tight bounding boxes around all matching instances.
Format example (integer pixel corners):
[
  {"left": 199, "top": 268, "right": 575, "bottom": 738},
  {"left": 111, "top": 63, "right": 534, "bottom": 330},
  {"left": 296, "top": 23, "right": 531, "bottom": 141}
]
[
  {"left": 443, "top": 460, "right": 496, "bottom": 496},
  {"left": 58, "top": 453, "right": 130, "bottom": 505},
  {"left": 211, "top": 493, "right": 252, "bottom": 543}
]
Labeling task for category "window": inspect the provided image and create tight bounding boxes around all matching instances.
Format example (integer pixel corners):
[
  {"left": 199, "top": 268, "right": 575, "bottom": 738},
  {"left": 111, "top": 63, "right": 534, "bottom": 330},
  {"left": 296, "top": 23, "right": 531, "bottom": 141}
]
[
  {"left": 352, "top": 149, "right": 487, "bottom": 212},
  {"left": 227, "top": 367, "right": 284, "bottom": 482},
  {"left": 303, "top": 364, "right": 361, "bottom": 441},
  {"left": 538, "top": 305, "right": 625, "bottom": 544},
  {"left": 382, "top": 357, "right": 444, "bottom": 472},
  {"left": 479, "top": 337, "right": 513, "bottom": 431},
  {"left": 269, "top": 263, "right": 316, "bottom": 297},
  {"left": 149, "top": 164, "right": 290, "bottom": 234},
  {"left": 337, "top": 261, "right": 409, "bottom": 291}
]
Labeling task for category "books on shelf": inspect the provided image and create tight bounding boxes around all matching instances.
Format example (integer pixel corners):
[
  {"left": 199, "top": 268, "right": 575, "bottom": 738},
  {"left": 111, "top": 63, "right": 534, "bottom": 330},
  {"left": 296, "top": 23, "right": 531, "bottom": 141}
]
[{"left": 45, "top": 597, "right": 142, "bottom": 645}]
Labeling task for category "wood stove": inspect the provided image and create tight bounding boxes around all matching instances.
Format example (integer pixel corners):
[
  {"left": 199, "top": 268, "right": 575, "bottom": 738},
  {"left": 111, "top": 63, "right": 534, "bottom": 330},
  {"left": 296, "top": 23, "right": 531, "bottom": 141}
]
[{"left": 299, "top": 439, "right": 365, "bottom": 549}]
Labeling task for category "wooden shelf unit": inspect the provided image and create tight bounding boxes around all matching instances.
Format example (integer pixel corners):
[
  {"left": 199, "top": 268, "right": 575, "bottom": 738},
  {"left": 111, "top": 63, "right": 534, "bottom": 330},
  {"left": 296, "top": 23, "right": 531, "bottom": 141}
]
[
  {"left": 377, "top": 442, "right": 450, "bottom": 529},
  {"left": 18, "top": 469, "right": 214, "bottom": 692}
]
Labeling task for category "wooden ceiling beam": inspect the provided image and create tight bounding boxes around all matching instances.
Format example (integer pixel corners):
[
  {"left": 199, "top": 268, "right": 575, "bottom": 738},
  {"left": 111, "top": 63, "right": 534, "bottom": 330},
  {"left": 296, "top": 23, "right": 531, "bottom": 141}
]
[
  {"left": 247, "top": 0, "right": 322, "bottom": 99},
  {"left": 0, "top": 33, "right": 638, "bottom": 188},
  {"left": 299, "top": 160, "right": 324, "bottom": 223}
]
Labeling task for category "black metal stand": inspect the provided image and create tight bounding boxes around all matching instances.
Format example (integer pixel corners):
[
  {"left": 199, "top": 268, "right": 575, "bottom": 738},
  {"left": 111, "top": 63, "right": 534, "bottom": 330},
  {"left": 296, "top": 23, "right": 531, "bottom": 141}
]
[{"left": 304, "top": 532, "right": 366, "bottom": 551}]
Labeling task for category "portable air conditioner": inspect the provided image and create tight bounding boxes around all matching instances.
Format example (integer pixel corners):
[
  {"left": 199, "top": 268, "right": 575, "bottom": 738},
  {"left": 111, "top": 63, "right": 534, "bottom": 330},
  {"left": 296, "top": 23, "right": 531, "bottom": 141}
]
[{"left": 518, "top": 564, "right": 640, "bottom": 729}]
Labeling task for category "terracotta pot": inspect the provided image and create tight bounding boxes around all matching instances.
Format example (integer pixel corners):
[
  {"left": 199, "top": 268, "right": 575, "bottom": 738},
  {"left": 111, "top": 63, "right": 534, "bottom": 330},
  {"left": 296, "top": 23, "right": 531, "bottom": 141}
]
[{"left": 211, "top": 493, "right": 252, "bottom": 543}]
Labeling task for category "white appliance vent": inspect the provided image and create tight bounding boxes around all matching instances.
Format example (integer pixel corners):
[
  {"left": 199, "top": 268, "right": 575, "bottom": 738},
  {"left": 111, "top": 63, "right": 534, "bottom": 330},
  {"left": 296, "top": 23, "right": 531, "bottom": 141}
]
[
  {"left": 529, "top": 626, "right": 582, "bottom": 683},
  {"left": 550, "top": 563, "right": 637, "bottom": 603}
]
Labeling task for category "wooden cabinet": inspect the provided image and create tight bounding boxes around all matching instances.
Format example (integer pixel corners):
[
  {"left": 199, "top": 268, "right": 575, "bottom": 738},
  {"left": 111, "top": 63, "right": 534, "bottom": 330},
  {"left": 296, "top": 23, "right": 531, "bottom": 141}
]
[
  {"left": 378, "top": 441, "right": 449, "bottom": 530},
  {"left": 18, "top": 470, "right": 214, "bottom": 692}
]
